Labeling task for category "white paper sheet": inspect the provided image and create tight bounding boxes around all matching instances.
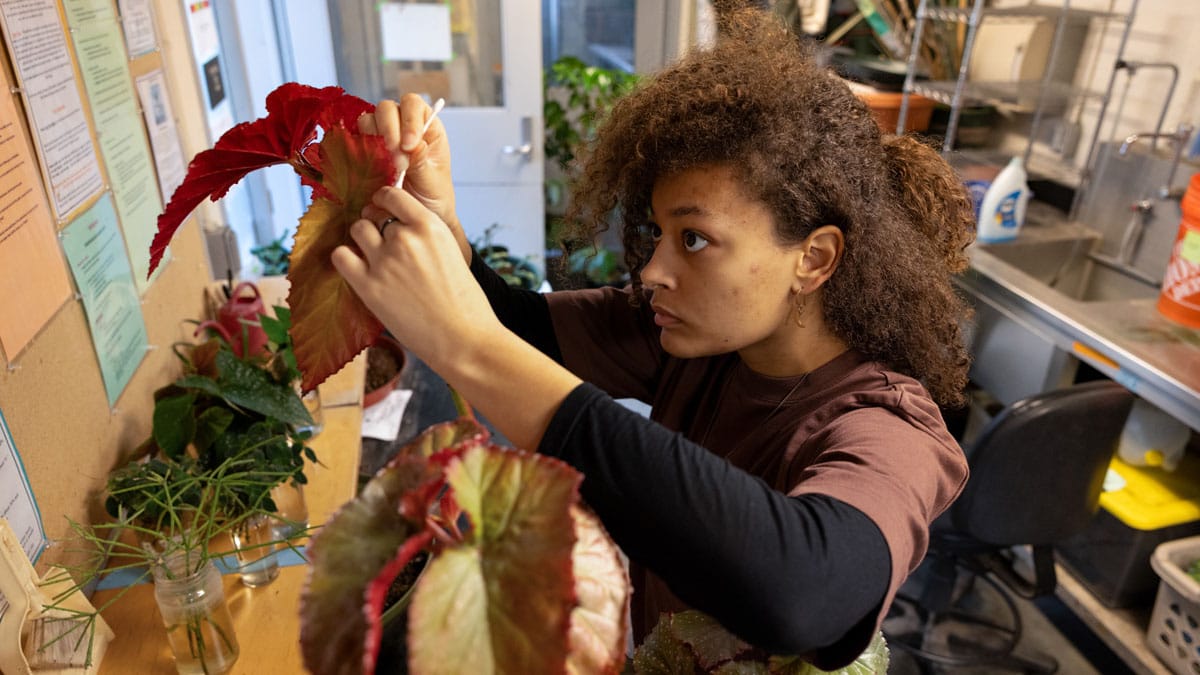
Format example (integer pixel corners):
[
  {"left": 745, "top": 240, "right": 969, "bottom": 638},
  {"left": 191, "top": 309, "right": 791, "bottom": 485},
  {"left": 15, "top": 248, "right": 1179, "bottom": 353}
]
[
  {"left": 0, "top": 409, "right": 45, "bottom": 565},
  {"left": 380, "top": 3, "right": 452, "bottom": 62},
  {"left": 117, "top": 0, "right": 156, "bottom": 56},
  {"left": 361, "top": 388, "right": 413, "bottom": 442},
  {"left": 0, "top": 0, "right": 104, "bottom": 219},
  {"left": 136, "top": 69, "right": 186, "bottom": 204}
]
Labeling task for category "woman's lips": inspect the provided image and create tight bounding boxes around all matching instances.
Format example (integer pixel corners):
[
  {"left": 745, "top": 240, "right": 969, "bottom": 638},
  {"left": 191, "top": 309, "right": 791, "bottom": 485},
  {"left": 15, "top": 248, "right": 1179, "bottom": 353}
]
[{"left": 652, "top": 305, "right": 681, "bottom": 327}]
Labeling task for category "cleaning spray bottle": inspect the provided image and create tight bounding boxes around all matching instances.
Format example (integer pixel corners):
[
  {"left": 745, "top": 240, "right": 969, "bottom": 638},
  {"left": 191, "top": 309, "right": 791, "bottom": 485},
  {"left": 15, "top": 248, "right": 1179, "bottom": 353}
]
[{"left": 977, "top": 156, "right": 1032, "bottom": 243}]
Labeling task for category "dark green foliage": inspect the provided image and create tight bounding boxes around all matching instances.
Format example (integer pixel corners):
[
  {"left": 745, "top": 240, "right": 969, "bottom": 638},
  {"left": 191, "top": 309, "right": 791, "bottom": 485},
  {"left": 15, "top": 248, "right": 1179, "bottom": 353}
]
[
  {"left": 251, "top": 234, "right": 291, "bottom": 276},
  {"left": 108, "top": 307, "right": 315, "bottom": 528},
  {"left": 544, "top": 56, "right": 639, "bottom": 174}
]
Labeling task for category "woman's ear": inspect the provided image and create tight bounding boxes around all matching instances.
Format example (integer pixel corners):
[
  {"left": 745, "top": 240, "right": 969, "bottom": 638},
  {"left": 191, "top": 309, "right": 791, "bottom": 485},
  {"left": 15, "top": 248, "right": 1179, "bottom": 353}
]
[{"left": 795, "top": 225, "right": 844, "bottom": 290}]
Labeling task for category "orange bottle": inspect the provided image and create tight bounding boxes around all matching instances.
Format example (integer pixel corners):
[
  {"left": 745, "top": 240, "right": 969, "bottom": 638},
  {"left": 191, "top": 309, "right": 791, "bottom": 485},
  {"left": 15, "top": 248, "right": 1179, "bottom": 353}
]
[{"left": 1158, "top": 173, "right": 1200, "bottom": 329}]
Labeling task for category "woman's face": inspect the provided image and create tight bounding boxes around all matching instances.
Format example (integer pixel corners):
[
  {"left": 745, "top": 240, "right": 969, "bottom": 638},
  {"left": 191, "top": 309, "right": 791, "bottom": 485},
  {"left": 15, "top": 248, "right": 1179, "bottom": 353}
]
[{"left": 642, "top": 164, "right": 802, "bottom": 365}]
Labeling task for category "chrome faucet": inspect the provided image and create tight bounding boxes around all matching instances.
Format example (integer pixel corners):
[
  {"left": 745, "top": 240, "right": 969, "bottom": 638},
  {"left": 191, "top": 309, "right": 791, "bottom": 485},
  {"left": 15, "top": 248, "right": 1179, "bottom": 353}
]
[
  {"left": 1090, "top": 123, "right": 1195, "bottom": 285},
  {"left": 1117, "top": 123, "right": 1194, "bottom": 200}
]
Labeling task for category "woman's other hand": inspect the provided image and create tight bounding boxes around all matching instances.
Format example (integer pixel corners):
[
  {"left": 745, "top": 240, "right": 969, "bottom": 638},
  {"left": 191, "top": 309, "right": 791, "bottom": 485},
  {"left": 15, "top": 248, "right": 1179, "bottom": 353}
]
[
  {"left": 333, "top": 186, "right": 497, "bottom": 370},
  {"left": 358, "top": 94, "right": 470, "bottom": 261}
]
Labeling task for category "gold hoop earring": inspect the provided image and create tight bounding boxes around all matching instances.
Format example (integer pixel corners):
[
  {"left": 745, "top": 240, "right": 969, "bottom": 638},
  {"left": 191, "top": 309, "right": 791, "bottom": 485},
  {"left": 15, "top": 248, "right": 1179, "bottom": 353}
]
[{"left": 793, "top": 291, "right": 807, "bottom": 329}]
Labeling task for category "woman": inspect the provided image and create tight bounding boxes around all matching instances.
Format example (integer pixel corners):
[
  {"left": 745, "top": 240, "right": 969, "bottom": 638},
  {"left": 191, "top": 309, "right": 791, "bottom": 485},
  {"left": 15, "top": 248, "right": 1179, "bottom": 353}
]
[{"left": 336, "top": 12, "right": 971, "bottom": 669}]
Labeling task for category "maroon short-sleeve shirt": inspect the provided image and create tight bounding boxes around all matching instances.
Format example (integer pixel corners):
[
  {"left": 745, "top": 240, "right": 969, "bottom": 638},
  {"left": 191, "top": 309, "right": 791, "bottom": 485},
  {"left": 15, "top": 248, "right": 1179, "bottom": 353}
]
[{"left": 546, "top": 286, "right": 968, "bottom": 639}]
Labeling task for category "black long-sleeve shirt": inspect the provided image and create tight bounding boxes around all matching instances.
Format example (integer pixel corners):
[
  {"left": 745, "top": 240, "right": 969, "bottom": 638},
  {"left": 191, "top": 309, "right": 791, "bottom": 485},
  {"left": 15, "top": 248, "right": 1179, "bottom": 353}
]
[{"left": 470, "top": 252, "right": 891, "bottom": 667}]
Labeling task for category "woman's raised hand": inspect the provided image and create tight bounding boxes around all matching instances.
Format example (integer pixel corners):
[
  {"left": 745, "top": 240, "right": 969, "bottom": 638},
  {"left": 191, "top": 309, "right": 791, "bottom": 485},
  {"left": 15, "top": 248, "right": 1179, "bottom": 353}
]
[
  {"left": 358, "top": 94, "right": 470, "bottom": 261},
  {"left": 333, "top": 186, "right": 499, "bottom": 371}
]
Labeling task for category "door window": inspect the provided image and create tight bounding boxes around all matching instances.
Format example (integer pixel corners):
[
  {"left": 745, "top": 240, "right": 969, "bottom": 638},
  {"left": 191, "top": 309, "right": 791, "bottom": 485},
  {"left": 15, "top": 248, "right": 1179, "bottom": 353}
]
[
  {"left": 542, "top": 0, "right": 636, "bottom": 72},
  {"left": 329, "top": 0, "right": 503, "bottom": 109}
]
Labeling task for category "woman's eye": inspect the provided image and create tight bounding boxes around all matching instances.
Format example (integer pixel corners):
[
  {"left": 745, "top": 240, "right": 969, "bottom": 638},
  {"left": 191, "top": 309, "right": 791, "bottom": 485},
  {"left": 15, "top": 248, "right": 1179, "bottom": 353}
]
[
  {"left": 647, "top": 224, "right": 663, "bottom": 243},
  {"left": 682, "top": 230, "right": 709, "bottom": 252}
]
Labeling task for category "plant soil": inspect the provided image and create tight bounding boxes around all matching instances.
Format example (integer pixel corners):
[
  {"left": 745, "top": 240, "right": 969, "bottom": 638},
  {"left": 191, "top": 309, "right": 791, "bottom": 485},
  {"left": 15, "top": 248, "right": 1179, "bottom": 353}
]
[
  {"left": 366, "top": 345, "right": 401, "bottom": 392},
  {"left": 383, "top": 551, "right": 428, "bottom": 610}
]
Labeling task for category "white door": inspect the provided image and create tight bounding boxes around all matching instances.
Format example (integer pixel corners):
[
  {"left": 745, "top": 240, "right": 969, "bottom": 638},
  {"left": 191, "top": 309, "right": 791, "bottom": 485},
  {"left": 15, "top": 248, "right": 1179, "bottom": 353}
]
[
  {"left": 327, "top": 0, "right": 545, "bottom": 268},
  {"left": 440, "top": 1, "right": 544, "bottom": 268}
]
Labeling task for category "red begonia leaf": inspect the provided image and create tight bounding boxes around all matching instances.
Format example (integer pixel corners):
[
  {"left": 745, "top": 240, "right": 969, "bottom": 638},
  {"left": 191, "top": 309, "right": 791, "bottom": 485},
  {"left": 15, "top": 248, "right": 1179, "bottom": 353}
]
[
  {"left": 287, "top": 125, "right": 396, "bottom": 391},
  {"left": 316, "top": 94, "right": 375, "bottom": 136},
  {"left": 299, "top": 418, "right": 489, "bottom": 675},
  {"left": 148, "top": 84, "right": 360, "bottom": 277}
]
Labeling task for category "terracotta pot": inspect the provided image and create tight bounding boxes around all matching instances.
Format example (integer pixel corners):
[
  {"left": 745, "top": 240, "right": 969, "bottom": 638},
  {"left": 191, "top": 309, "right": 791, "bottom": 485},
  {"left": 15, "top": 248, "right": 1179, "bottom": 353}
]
[{"left": 363, "top": 336, "right": 407, "bottom": 408}]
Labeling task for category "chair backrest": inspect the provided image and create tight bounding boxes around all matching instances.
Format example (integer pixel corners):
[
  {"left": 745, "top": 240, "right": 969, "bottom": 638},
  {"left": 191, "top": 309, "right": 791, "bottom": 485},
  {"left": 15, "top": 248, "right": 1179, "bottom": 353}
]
[{"left": 951, "top": 381, "right": 1134, "bottom": 546}]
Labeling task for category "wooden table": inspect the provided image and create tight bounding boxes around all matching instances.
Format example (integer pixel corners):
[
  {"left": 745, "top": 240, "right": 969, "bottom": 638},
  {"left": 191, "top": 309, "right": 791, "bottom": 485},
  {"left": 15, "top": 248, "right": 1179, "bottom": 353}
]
[{"left": 94, "top": 352, "right": 365, "bottom": 675}]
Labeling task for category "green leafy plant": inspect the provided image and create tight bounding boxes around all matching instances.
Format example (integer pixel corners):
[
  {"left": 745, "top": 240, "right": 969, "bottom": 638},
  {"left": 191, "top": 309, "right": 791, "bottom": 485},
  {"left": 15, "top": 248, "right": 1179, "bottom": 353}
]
[
  {"left": 544, "top": 56, "right": 639, "bottom": 176},
  {"left": 151, "top": 319, "right": 315, "bottom": 515},
  {"left": 567, "top": 244, "right": 628, "bottom": 288},
  {"left": 474, "top": 223, "right": 543, "bottom": 290},
  {"left": 250, "top": 233, "right": 292, "bottom": 276},
  {"left": 37, "top": 310, "right": 318, "bottom": 670},
  {"left": 542, "top": 57, "right": 637, "bottom": 290}
]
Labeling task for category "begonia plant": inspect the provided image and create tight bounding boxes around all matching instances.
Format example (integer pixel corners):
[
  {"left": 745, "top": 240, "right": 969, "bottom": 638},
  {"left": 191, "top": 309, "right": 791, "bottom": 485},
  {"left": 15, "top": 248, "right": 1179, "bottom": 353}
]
[{"left": 149, "top": 83, "right": 631, "bottom": 674}]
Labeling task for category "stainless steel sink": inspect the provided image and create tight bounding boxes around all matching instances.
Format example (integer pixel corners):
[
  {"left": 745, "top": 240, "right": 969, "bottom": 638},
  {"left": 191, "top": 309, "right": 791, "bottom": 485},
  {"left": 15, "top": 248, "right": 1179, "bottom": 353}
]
[
  {"left": 961, "top": 217, "right": 1167, "bottom": 408},
  {"left": 976, "top": 234, "right": 1162, "bottom": 303}
]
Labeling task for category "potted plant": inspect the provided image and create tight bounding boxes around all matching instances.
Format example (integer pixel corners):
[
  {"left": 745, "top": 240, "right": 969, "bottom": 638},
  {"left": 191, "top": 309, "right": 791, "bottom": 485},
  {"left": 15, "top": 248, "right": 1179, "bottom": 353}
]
[
  {"left": 35, "top": 310, "right": 319, "bottom": 672},
  {"left": 297, "top": 398, "right": 629, "bottom": 675},
  {"left": 250, "top": 233, "right": 292, "bottom": 276},
  {"left": 474, "top": 223, "right": 544, "bottom": 291},
  {"left": 363, "top": 334, "right": 407, "bottom": 409}
]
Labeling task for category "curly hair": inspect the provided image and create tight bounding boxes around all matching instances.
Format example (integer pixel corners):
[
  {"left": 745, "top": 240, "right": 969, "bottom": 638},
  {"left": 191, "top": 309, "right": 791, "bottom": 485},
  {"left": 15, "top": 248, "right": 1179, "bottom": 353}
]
[{"left": 561, "top": 11, "right": 975, "bottom": 406}]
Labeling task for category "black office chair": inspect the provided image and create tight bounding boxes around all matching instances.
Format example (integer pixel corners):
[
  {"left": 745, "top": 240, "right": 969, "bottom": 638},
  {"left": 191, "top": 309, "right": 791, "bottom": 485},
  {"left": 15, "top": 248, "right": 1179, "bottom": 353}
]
[{"left": 885, "top": 380, "right": 1134, "bottom": 673}]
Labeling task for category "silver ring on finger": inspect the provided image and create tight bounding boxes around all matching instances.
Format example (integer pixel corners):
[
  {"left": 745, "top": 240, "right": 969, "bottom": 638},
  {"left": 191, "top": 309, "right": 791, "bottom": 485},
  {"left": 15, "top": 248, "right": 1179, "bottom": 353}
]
[{"left": 378, "top": 216, "right": 399, "bottom": 235}]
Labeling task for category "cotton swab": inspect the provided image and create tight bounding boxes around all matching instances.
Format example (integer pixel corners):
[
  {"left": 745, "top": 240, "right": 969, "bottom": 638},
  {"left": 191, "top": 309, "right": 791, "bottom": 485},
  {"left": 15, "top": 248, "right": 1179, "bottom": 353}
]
[{"left": 396, "top": 97, "right": 445, "bottom": 188}]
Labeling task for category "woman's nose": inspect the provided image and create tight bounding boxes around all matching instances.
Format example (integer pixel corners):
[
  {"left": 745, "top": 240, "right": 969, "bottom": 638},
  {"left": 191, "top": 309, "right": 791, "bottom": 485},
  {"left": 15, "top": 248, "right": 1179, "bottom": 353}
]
[{"left": 640, "top": 244, "right": 673, "bottom": 290}]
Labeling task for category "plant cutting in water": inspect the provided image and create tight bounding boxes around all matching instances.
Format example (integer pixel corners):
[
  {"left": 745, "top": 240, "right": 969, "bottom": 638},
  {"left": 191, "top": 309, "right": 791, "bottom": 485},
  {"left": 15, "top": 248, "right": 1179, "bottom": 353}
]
[{"left": 41, "top": 442, "right": 301, "bottom": 672}]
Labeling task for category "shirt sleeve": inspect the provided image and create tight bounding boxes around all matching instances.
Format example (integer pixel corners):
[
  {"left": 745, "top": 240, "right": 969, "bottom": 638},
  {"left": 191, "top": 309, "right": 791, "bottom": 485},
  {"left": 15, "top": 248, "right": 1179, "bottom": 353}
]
[
  {"left": 469, "top": 249, "right": 563, "bottom": 362},
  {"left": 538, "top": 382, "right": 891, "bottom": 667},
  {"left": 786, "top": 396, "right": 969, "bottom": 657}
]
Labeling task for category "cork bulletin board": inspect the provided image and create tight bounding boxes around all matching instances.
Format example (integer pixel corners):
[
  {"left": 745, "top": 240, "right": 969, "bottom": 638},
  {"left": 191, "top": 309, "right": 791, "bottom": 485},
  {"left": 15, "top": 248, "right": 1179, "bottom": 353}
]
[{"left": 0, "top": 0, "right": 214, "bottom": 573}]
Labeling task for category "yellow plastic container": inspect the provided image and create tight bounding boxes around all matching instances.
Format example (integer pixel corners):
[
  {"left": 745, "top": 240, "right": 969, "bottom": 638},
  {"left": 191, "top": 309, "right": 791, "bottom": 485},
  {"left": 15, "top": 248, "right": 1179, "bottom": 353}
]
[
  {"left": 1101, "top": 455, "right": 1200, "bottom": 530},
  {"left": 1058, "top": 454, "right": 1200, "bottom": 608}
]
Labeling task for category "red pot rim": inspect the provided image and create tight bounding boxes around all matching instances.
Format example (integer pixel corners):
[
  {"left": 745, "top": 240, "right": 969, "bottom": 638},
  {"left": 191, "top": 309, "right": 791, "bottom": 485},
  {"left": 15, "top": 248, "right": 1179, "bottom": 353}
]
[{"left": 363, "top": 336, "right": 407, "bottom": 409}]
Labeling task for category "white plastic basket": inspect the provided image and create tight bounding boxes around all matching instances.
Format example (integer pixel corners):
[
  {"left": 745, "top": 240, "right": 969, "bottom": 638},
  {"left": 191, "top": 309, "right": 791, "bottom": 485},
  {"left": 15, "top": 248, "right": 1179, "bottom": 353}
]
[{"left": 1149, "top": 535, "right": 1200, "bottom": 674}]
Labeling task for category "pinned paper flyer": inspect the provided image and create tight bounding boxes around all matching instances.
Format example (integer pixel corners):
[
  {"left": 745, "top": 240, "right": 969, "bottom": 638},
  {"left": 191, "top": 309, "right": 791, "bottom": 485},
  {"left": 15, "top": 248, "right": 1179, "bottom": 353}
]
[{"left": 380, "top": 3, "right": 452, "bottom": 62}]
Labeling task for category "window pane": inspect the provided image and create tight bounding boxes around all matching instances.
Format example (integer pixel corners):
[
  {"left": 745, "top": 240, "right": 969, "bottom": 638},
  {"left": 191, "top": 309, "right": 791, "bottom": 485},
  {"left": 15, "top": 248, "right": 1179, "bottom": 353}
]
[
  {"left": 542, "top": 0, "right": 636, "bottom": 72},
  {"left": 327, "top": 0, "right": 503, "bottom": 108}
]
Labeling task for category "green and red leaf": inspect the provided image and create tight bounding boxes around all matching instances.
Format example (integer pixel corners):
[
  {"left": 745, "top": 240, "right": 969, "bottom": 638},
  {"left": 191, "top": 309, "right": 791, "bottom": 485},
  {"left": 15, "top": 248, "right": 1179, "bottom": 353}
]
[
  {"left": 407, "top": 445, "right": 582, "bottom": 674},
  {"left": 299, "top": 418, "right": 488, "bottom": 675},
  {"left": 287, "top": 126, "right": 396, "bottom": 391},
  {"left": 148, "top": 84, "right": 364, "bottom": 276}
]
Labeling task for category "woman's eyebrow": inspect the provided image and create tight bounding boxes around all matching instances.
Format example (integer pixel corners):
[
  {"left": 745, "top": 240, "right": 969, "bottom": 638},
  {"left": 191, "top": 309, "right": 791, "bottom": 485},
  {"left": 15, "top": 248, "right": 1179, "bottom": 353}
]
[{"left": 668, "top": 205, "right": 706, "bottom": 217}]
